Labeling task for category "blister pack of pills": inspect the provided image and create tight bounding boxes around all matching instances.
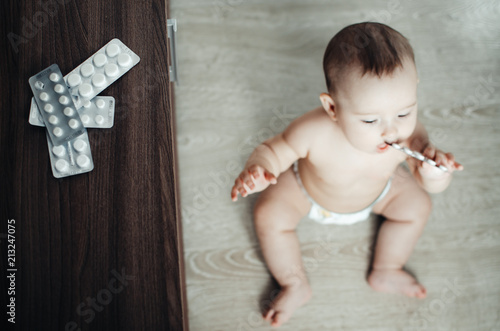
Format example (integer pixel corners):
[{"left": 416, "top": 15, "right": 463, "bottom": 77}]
[
  {"left": 65, "top": 38, "right": 140, "bottom": 104},
  {"left": 29, "top": 64, "right": 86, "bottom": 146},
  {"left": 30, "top": 96, "right": 115, "bottom": 128},
  {"left": 47, "top": 131, "right": 94, "bottom": 178},
  {"left": 28, "top": 38, "right": 140, "bottom": 178},
  {"left": 390, "top": 143, "right": 449, "bottom": 172}
]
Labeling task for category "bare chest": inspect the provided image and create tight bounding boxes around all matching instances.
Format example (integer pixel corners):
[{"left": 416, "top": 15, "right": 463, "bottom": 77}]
[{"left": 300, "top": 143, "right": 407, "bottom": 212}]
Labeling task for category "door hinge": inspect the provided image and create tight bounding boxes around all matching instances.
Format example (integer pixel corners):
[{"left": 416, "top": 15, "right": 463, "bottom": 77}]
[{"left": 167, "top": 19, "right": 178, "bottom": 83}]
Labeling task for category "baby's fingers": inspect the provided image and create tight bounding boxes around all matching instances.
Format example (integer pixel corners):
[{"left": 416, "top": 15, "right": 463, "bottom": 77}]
[
  {"left": 444, "top": 153, "right": 464, "bottom": 172},
  {"left": 231, "top": 185, "right": 239, "bottom": 201},
  {"left": 248, "top": 164, "right": 261, "bottom": 179},
  {"left": 422, "top": 145, "right": 436, "bottom": 160},
  {"left": 264, "top": 171, "right": 277, "bottom": 184},
  {"left": 231, "top": 177, "right": 248, "bottom": 201}
]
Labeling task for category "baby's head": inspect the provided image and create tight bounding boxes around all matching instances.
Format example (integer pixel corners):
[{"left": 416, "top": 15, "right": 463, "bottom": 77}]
[{"left": 320, "top": 22, "right": 419, "bottom": 154}]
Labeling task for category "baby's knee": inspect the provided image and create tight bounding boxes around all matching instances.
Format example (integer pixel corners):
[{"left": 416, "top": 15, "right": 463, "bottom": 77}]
[
  {"left": 410, "top": 190, "right": 432, "bottom": 224},
  {"left": 253, "top": 198, "right": 275, "bottom": 232},
  {"left": 253, "top": 198, "right": 298, "bottom": 235},
  {"left": 419, "top": 191, "right": 433, "bottom": 219}
]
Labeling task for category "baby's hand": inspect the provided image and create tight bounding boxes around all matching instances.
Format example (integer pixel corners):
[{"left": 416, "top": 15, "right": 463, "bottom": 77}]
[
  {"left": 231, "top": 164, "right": 277, "bottom": 201},
  {"left": 418, "top": 145, "right": 464, "bottom": 179}
]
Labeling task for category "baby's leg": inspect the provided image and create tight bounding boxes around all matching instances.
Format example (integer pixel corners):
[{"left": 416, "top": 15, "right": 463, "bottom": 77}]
[
  {"left": 253, "top": 167, "right": 312, "bottom": 327},
  {"left": 369, "top": 167, "right": 432, "bottom": 298}
]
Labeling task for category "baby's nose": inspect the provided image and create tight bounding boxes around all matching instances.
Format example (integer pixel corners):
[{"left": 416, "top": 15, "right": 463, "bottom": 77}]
[{"left": 382, "top": 125, "right": 398, "bottom": 141}]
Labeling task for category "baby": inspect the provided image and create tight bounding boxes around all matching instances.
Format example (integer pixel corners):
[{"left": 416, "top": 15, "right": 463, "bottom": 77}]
[{"left": 231, "top": 22, "right": 463, "bottom": 327}]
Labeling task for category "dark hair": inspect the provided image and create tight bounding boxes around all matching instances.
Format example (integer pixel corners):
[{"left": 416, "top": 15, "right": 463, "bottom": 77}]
[{"left": 323, "top": 22, "right": 415, "bottom": 95}]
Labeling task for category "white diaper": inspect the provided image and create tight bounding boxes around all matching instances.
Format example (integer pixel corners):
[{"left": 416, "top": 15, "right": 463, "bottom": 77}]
[{"left": 293, "top": 161, "right": 392, "bottom": 225}]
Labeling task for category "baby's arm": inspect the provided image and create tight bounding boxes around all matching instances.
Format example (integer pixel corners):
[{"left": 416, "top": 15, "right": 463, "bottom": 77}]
[
  {"left": 407, "top": 121, "right": 463, "bottom": 193},
  {"left": 231, "top": 116, "right": 312, "bottom": 201}
]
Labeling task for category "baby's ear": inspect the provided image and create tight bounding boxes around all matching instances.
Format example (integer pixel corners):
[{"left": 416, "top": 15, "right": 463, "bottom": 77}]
[{"left": 319, "top": 93, "right": 337, "bottom": 120}]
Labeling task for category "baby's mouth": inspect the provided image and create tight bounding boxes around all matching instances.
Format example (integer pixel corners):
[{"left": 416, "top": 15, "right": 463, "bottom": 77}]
[{"left": 376, "top": 143, "right": 390, "bottom": 152}]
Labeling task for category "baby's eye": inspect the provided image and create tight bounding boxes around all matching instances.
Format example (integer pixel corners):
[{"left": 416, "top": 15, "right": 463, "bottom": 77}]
[
  {"left": 362, "top": 119, "right": 377, "bottom": 124},
  {"left": 398, "top": 112, "right": 410, "bottom": 118}
]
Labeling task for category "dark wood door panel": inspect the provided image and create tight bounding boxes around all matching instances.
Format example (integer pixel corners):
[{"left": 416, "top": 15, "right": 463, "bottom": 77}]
[{"left": 0, "top": 1, "right": 187, "bottom": 330}]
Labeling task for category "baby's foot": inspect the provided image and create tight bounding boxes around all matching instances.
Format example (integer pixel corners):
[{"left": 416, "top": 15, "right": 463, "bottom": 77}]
[
  {"left": 368, "top": 268, "right": 427, "bottom": 298},
  {"left": 263, "top": 283, "right": 312, "bottom": 327}
]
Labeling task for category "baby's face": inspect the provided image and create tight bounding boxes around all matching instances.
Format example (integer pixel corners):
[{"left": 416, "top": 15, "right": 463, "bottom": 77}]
[{"left": 330, "top": 59, "right": 418, "bottom": 154}]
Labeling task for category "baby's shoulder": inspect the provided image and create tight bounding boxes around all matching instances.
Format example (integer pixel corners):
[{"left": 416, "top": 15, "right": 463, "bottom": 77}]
[
  {"left": 286, "top": 107, "right": 333, "bottom": 135},
  {"left": 282, "top": 107, "right": 338, "bottom": 150}
]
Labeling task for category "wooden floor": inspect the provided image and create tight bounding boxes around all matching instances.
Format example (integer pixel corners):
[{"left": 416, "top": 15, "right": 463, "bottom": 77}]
[{"left": 171, "top": 0, "right": 500, "bottom": 330}]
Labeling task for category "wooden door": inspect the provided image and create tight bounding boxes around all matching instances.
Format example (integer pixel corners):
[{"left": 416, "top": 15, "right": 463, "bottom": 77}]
[{"left": 0, "top": 0, "right": 187, "bottom": 330}]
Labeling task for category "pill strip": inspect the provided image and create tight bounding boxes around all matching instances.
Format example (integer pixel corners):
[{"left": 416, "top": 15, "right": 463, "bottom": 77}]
[
  {"left": 29, "top": 64, "right": 86, "bottom": 146},
  {"left": 30, "top": 96, "right": 115, "bottom": 129},
  {"left": 46, "top": 131, "right": 94, "bottom": 178},
  {"left": 65, "top": 38, "right": 140, "bottom": 104},
  {"left": 390, "top": 143, "right": 449, "bottom": 172}
]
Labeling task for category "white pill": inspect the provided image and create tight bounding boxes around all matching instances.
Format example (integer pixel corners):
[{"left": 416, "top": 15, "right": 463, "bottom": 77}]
[
  {"left": 48, "top": 115, "right": 58, "bottom": 124},
  {"left": 73, "top": 139, "right": 87, "bottom": 152},
  {"left": 91, "top": 73, "right": 106, "bottom": 87},
  {"left": 96, "top": 99, "right": 106, "bottom": 108},
  {"left": 54, "top": 84, "right": 65, "bottom": 93},
  {"left": 93, "top": 53, "right": 107, "bottom": 67},
  {"left": 104, "top": 63, "right": 119, "bottom": 77},
  {"left": 63, "top": 107, "right": 74, "bottom": 116},
  {"left": 81, "top": 63, "right": 94, "bottom": 77},
  {"left": 402, "top": 147, "right": 415, "bottom": 157},
  {"left": 391, "top": 143, "right": 402, "bottom": 150},
  {"left": 59, "top": 95, "right": 70, "bottom": 105},
  {"left": 413, "top": 152, "right": 425, "bottom": 161},
  {"left": 83, "top": 100, "right": 92, "bottom": 108},
  {"left": 117, "top": 53, "right": 132, "bottom": 67},
  {"left": 76, "top": 155, "right": 91, "bottom": 168},
  {"left": 53, "top": 127, "right": 63, "bottom": 137},
  {"left": 35, "top": 81, "right": 44, "bottom": 90},
  {"left": 438, "top": 165, "right": 448, "bottom": 171},
  {"left": 49, "top": 73, "right": 60, "bottom": 82},
  {"left": 95, "top": 115, "right": 105, "bottom": 125},
  {"left": 44, "top": 104, "right": 54, "bottom": 113},
  {"left": 67, "top": 74, "right": 82, "bottom": 87},
  {"left": 52, "top": 145, "right": 66, "bottom": 157},
  {"left": 81, "top": 114, "right": 90, "bottom": 124},
  {"left": 68, "top": 119, "right": 79, "bottom": 129},
  {"left": 40, "top": 92, "right": 49, "bottom": 101},
  {"left": 55, "top": 159, "right": 70, "bottom": 173},
  {"left": 106, "top": 43, "right": 121, "bottom": 57},
  {"left": 79, "top": 83, "right": 93, "bottom": 97}
]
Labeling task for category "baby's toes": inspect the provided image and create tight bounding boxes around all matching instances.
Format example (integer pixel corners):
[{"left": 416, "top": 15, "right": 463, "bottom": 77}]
[
  {"left": 271, "top": 311, "right": 290, "bottom": 328},
  {"left": 263, "top": 309, "right": 275, "bottom": 321},
  {"left": 405, "top": 283, "right": 426, "bottom": 298},
  {"left": 415, "top": 285, "right": 427, "bottom": 298}
]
